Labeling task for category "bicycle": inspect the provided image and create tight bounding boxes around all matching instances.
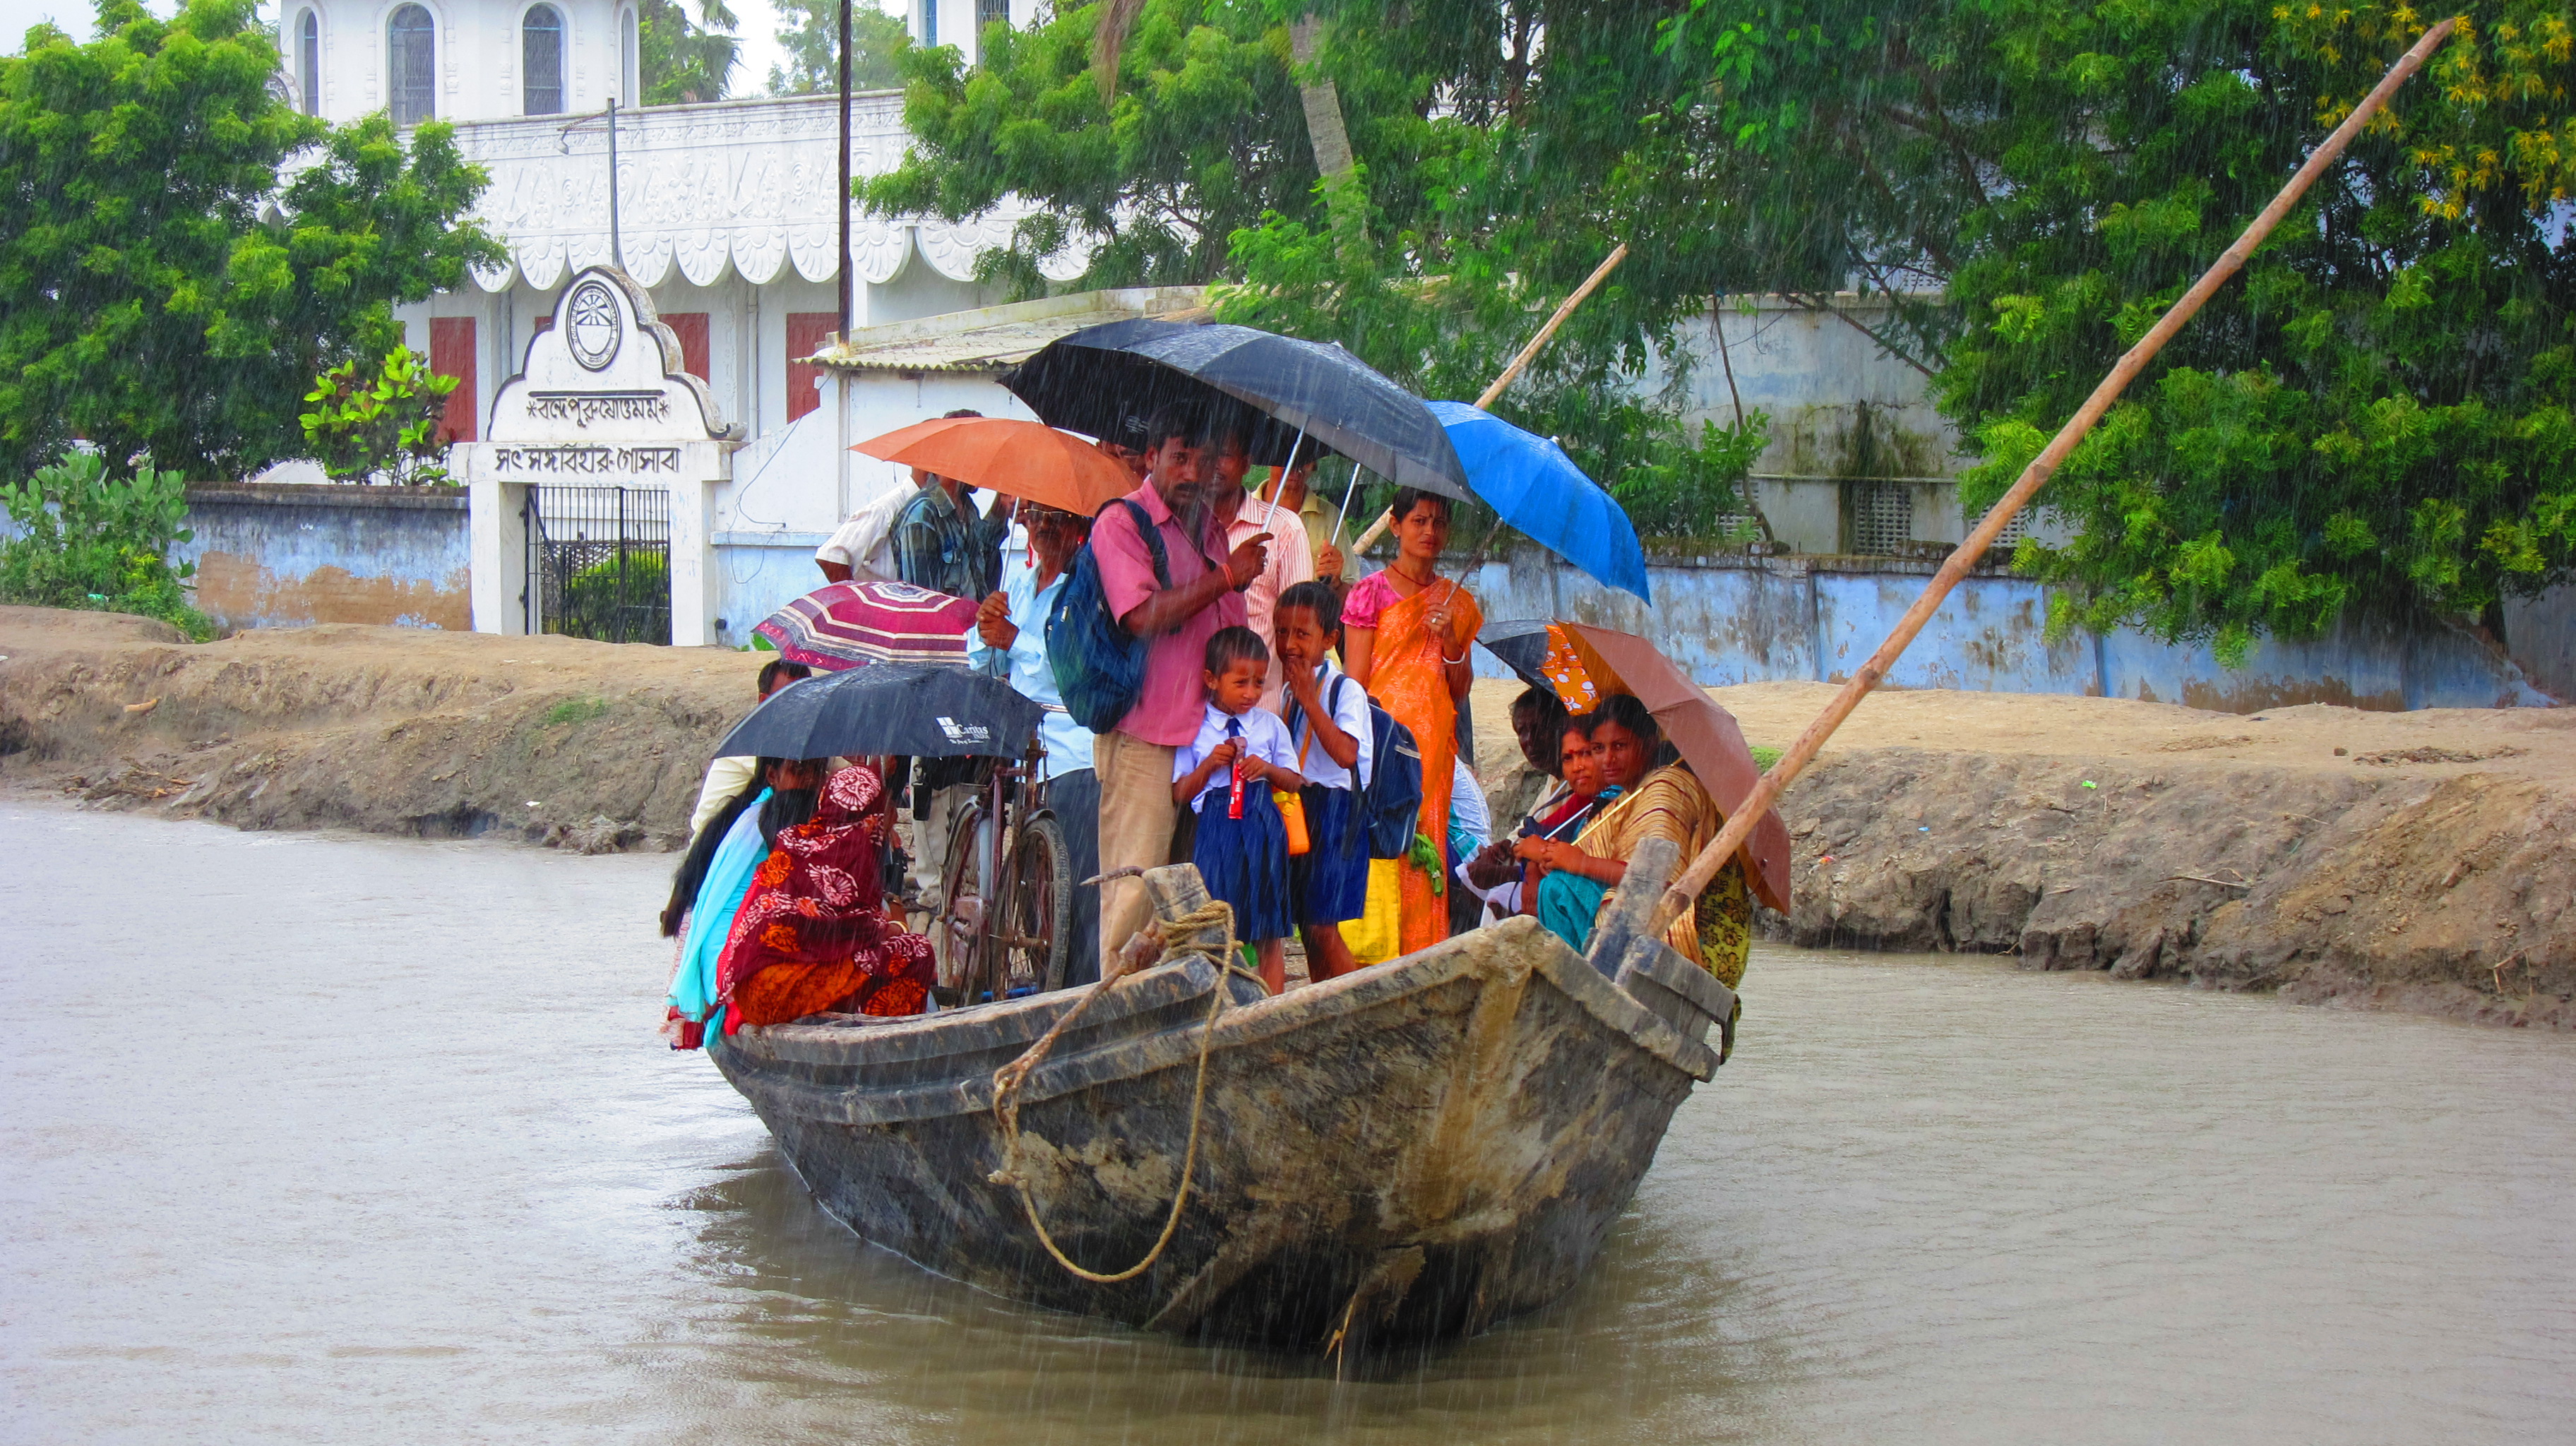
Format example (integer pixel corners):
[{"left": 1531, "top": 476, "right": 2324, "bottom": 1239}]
[{"left": 931, "top": 743, "right": 1074, "bottom": 1005}]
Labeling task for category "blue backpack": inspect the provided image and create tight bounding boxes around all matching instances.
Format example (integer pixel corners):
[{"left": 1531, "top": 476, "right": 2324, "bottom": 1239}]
[
  {"left": 1046, "top": 498, "right": 1167, "bottom": 732},
  {"left": 1323, "top": 675, "right": 1424, "bottom": 860}
]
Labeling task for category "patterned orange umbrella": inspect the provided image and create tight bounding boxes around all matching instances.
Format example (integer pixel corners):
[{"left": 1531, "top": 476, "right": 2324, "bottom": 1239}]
[
  {"left": 1486, "top": 620, "right": 1792, "bottom": 912},
  {"left": 852, "top": 416, "right": 1134, "bottom": 518}
]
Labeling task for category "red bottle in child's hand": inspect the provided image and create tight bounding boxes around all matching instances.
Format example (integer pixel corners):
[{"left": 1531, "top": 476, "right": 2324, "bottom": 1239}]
[{"left": 1229, "top": 755, "right": 1246, "bottom": 819}]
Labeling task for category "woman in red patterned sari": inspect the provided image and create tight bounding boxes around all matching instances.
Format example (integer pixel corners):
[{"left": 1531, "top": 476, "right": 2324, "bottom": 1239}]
[{"left": 715, "top": 763, "right": 937, "bottom": 1029}]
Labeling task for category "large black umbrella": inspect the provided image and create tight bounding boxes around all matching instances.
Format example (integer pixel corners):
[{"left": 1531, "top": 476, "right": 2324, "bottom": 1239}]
[
  {"left": 1000, "top": 319, "right": 1473, "bottom": 501},
  {"left": 714, "top": 662, "right": 1043, "bottom": 762}
]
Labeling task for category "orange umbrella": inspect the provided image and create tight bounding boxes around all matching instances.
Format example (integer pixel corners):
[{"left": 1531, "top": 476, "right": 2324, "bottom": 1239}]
[
  {"left": 852, "top": 417, "right": 1135, "bottom": 518},
  {"left": 1484, "top": 620, "right": 1793, "bottom": 913}
]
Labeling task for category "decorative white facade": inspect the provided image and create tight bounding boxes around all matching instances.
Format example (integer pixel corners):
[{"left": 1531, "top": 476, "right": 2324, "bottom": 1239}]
[{"left": 292, "top": 0, "right": 1090, "bottom": 642}]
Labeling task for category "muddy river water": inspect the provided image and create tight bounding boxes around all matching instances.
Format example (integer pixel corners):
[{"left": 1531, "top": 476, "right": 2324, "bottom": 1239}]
[{"left": 5, "top": 801, "right": 2573, "bottom": 1443}]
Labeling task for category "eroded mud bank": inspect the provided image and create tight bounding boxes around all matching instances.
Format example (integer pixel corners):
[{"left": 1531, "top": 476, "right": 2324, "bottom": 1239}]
[{"left": 6, "top": 607, "right": 2568, "bottom": 1027}]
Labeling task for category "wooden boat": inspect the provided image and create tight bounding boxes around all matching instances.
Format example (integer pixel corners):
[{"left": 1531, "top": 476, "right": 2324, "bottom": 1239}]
[{"left": 710, "top": 839, "right": 1735, "bottom": 1354}]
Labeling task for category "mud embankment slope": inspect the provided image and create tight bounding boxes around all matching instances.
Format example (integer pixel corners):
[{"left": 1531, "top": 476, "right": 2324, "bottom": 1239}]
[
  {"left": 6, "top": 607, "right": 2571, "bottom": 1027},
  {"left": 0, "top": 607, "right": 751, "bottom": 852}
]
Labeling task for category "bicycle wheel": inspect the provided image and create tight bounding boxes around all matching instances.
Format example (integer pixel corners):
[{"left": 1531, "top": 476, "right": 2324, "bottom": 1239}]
[
  {"left": 1004, "top": 813, "right": 1073, "bottom": 995},
  {"left": 934, "top": 801, "right": 987, "bottom": 1003}
]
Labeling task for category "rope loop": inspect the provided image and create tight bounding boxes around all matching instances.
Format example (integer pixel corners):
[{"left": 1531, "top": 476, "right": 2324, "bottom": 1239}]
[{"left": 988, "top": 900, "right": 1258, "bottom": 1284}]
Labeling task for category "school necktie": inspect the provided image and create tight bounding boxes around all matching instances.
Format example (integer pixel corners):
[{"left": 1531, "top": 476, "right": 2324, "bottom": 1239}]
[{"left": 1226, "top": 717, "right": 1246, "bottom": 820}]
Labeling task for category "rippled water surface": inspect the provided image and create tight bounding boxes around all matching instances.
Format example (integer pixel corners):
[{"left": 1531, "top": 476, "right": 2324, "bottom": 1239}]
[{"left": 5, "top": 802, "right": 2573, "bottom": 1444}]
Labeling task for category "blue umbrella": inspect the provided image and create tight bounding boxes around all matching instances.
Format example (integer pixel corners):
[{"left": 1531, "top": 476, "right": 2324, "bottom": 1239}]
[{"left": 1426, "top": 400, "right": 1652, "bottom": 604}]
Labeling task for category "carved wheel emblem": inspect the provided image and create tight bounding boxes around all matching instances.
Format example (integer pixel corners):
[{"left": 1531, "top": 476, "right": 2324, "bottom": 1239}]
[{"left": 564, "top": 280, "right": 621, "bottom": 371}]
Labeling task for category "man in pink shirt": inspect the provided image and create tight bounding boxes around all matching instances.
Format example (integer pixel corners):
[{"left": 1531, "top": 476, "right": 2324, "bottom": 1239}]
[
  {"left": 1210, "top": 424, "right": 1316, "bottom": 710},
  {"left": 1090, "top": 403, "right": 1270, "bottom": 960}
]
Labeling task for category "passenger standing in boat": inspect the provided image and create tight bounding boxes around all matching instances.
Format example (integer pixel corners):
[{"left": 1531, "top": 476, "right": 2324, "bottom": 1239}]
[
  {"left": 717, "top": 763, "right": 940, "bottom": 1029},
  {"left": 1274, "top": 580, "right": 1370, "bottom": 983},
  {"left": 1206, "top": 418, "right": 1314, "bottom": 710},
  {"left": 1341, "top": 489, "right": 1483, "bottom": 958},
  {"left": 661, "top": 756, "right": 825, "bottom": 1048},
  {"left": 1255, "top": 440, "right": 1347, "bottom": 594},
  {"left": 1171, "top": 628, "right": 1305, "bottom": 993},
  {"left": 969, "top": 501, "right": 1102, "bottom": 986},
  {"left": 1518, "top": 695, "right": 1754, "bottom": 985},
  {"left": 1087, "top": 402, "right": 1270, "bottom": 962},
  {"left": 684, "top": 659, "right": 811, "bottom": 839}
]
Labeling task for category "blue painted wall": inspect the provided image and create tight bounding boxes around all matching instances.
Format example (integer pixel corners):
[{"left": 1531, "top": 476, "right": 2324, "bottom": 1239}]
[
  {"left": 1456, "top": 549, "right": 2556, "bottom": 711},
  {"left": 176, "top": 485, "right": 472, "bottom": 633}
]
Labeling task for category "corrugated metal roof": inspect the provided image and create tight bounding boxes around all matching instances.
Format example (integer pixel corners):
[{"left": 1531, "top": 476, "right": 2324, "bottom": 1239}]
[{"left": 807, "top": 286, "right": 1211, "bottom": 373}]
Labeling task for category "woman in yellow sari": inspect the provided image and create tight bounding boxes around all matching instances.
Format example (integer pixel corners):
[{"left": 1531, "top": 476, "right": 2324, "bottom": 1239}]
[
  {"left": 1342, "top": 487, "right": 1484, "bottom": 957},
  {"left": 1517, "top": 695, "right": 1753, "bottom": 988}
]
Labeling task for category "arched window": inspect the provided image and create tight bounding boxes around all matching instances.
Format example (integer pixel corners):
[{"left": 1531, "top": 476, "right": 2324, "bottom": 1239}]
[
  {"left": 522, "top": 4, "right": 564, "bottom": 114},
  {"left": 619, "top": 7, "right": 640, "bottom": 104},
  {"left": 297, "top": 10, "right": 320, "bottom": 116},
  {"left": 388, "top": 4, "right": 435, "bottom": 126}
]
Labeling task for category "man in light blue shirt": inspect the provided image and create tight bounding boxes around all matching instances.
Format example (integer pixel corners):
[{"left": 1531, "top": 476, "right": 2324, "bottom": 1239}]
[{"left": 969, "top": 502, "right": 1101, "bottom": 984}]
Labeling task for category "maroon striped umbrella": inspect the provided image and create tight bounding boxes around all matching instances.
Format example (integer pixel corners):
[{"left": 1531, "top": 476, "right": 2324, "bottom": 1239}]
[{"left": 753, "top": 580, "right": 977, "bottom": 671}]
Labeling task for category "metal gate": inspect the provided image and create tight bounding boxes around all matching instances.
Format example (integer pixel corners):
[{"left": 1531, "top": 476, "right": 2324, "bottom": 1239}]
[{"left": 523, "top": 485, "right": 672, "bottom": 644}]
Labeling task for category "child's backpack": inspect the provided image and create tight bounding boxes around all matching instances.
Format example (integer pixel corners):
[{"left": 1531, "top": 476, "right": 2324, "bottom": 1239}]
[
  {"left": 1327, "top": 675, "right": 1424, "bottom": 860},
  {"left": 1046, "top": 498, "right": 1167, "bottom": 731}
]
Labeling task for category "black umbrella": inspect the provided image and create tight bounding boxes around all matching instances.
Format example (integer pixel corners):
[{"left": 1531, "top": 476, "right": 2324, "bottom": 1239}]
[
  {"left": 1479, "top": 619, "right": 1556, "bottom": 693},
  {"left": 713, "top": 662, "right": 1044, "bottom": 762},
  {"left": 1000, "top": 319, "right": 1473, "bottom": 501}
]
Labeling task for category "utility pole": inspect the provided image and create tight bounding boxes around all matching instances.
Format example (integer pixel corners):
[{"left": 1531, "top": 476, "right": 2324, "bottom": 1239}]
[
  {"left": 606, "top": 97, "right": 625, "bottom": 271},
  {"left": 836, "top": 0, "right": 853, "bottom": 332}
]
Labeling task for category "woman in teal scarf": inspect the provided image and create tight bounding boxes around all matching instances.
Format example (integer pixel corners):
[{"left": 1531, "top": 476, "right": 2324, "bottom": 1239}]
[{"left": 660, "top": 758, "right": 822, "bottom": 1048}]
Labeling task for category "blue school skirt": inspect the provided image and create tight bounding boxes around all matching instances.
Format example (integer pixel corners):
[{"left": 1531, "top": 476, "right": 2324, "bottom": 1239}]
[
  {"left": 1193, "top": 782, "right": 1292, "bottom": 943},
  {"left": 1289, "top": 785, "right": 1368, "bottom": 926}
]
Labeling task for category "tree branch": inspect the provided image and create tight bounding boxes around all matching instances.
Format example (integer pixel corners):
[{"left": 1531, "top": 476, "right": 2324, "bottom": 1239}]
[{"left": 1783, "top": 290, "right": 1939, "bottom": 379}]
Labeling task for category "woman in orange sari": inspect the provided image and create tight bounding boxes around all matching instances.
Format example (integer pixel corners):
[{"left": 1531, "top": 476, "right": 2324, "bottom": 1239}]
[
  {"left": 715, "top": 763, "right": 938, "bottom": 1030},
  {"left": 1342, "top": 487, "right": 1484, "bottom": 957}
]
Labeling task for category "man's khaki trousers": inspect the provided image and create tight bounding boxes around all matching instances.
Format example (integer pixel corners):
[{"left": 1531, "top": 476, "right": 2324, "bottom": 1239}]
[{"left": 1092, "top": 728, "right": 1178, "bottom": 963}]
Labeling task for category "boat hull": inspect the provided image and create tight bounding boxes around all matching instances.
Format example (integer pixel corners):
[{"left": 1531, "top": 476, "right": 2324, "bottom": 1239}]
[{"left": 712, "top": 911, "right": 1731, "bottom": 1351}]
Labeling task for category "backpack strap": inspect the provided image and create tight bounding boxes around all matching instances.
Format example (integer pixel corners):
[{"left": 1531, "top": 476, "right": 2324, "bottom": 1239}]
[{"left": 1114, "top": 498, "right": 1171, "bottom": 590}]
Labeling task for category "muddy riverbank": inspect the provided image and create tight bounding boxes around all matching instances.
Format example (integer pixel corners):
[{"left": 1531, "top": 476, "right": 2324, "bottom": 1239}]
[{"left": 4, "top": 605, "right": 2568, "bottom": 1026}]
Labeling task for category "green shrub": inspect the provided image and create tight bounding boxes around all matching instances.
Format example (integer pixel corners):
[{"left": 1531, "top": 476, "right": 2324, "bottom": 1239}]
[
  {"left": 0, "top": 450, "right": 214, "bottom": 639},
  {"left": 299, "top": 348, "right": 460, "bottom": 486},
  {"left": 549, "top": 550, "right": 670, "bottom": 643}
]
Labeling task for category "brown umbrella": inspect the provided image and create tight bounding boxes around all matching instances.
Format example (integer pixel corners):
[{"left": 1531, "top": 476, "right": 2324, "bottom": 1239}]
[
  {"left": 1484, "top": 620, "right": 1792, "bottom": 912},
  {"left": 853, "top": 416, "right": 1135, "bottom": 518}
]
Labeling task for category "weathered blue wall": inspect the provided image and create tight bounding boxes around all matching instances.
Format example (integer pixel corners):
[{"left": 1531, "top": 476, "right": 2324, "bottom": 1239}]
[
  {"left": 1456, "top": 548, "right": 2558, "bottom": 712},
  {"left": 176, "top": 484, "right": 471, "bottom": 633}
]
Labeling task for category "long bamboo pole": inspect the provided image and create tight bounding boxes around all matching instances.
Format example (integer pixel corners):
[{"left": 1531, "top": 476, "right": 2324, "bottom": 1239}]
[
  {"left": 1342, "top": 244, "right": 1630, "bottom": 558},
  {"left": 1639, "top": 18, "right": 2459, "bottom": 944}
]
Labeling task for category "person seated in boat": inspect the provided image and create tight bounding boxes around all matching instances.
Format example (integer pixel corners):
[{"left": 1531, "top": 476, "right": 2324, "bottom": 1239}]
[
  {"left": 714, "top": 763, "right": 941, "bottom": 1034},
  {"left": 1516, "top": 695, "right": 1755, "bottom": 985},
  {"left": 662, "top": 756, "right": 825, "bottom": 1048},
  {"left": 1468, "top": 702, "right": 1611, "bottom": 921},
  {"left": 1274, "top": 580, "right": 1369, "bottom": 984},
  {"left": 686, "top": 660, "right": 811, "bottom": 839},
  {"left": 1172, "top": 626, "right": 1305, "bottom": 994}
]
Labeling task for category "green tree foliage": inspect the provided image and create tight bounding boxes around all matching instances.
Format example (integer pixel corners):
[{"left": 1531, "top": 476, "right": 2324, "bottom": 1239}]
[
  {"left": 299, "top": 347, "right": 461, "bottom": 486},
  {"left": 1657, "top": 0, "right": 2576, "bottom": 656},
  {"left": 0, "top": 450, "right": 213, "bottom": 638},
  {"left": 767, "top": 0, "right": 910, "bottom": 94},
  {"left": 638, "top": 0, "right": 741, "bottom": 104},
  {"left": 869, "top": 0, "right": 2572, "bottom": 630},
  {"left": 864, "top": 0, "right": 1769, "bottom": 534},
  {"left": 0, "top": 0, "right": 503, "bottom": 482}
]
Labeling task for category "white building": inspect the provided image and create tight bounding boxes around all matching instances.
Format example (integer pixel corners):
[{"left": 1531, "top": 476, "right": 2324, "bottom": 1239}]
[{"left": 278, "top": 0, "right": 1099, "bottom": 640}]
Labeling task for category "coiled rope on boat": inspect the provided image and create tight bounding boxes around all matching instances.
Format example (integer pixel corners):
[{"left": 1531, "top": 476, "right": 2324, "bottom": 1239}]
[{"left": 986, "top": 900, "right": 1264, "bottom": 1284}]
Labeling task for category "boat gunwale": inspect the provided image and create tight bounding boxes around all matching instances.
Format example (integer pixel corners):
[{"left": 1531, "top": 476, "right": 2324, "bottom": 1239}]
[{"left": 719, "top": 919, "right": 1719, "bottom": 1129}]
